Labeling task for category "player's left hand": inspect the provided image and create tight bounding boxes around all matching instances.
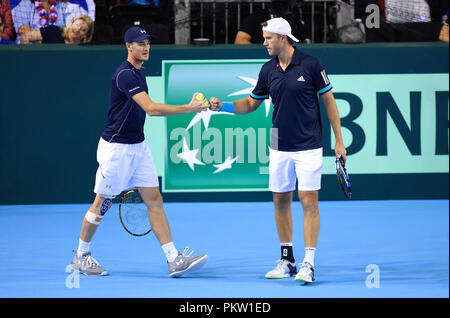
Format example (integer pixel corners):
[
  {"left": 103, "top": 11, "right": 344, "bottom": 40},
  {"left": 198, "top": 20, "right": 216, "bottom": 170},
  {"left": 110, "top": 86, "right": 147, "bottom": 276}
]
[{"left": 335, "top": 143, "right": 347, "bottom": 165}]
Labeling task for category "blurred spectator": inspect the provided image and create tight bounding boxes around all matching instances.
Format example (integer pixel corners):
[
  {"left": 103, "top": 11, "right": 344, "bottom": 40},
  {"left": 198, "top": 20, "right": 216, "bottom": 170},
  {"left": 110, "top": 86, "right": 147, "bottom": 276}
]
[
  {"left": 127, "top": 0, "right": 151, "bottom": 5},
  {"left": 366, "top": 0, "right": 444, "bottom": 42},
  {"left": 427, "top": 0, "right": 448, "bottom": 22},
  {"left": 234, "top": 0, "right": 305, "bottom": 44},
  {"left": 439, "top": 8, "right": 448, "bottom": 42},
  {"left": 13, "top": 0, "right": 71, "bottom": 38},
  {"left": 383, "top": 0, "right": 431, "bottom": 23},
  {"left": 117, "top": 0, "right": 159, "bottom": 5},
  {"left": 66, "top": 0, "right": 95, "bottom": 21},
  {"left": 1, "top": 0, "right": 14, "bottom": 40},
  {"left": 20, "top": 13, "right": 93, "bottom": 43},
  {"left": 12, "top": 0, "right": 95, "bottom": 43},
  {"left": 439, "top": 22, "right": 449, "bottom": 42},
  {"left": 0, "top": 12, "right": 15, "bottom": 43}
]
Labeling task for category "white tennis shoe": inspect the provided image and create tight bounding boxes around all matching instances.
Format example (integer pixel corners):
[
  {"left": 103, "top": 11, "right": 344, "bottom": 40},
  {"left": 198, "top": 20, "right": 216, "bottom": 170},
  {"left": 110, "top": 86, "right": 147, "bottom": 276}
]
[
  {"left": 265, "top": 259, "right": 297, "bottom": 279},
  {"left": 168, "top": 247, "right": 208, "bottom": 278},
  {"left": 295, "top": 261, "right": 315, "bottom": 283},
  {"left": 70, "top": 250, "right": 108, "bottom": 276}
]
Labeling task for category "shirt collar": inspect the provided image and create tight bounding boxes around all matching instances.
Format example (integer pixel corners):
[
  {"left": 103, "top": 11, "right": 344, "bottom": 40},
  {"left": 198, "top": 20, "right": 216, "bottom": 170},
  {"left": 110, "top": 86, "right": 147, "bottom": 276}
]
[
  {"left": 272, "top": 46, "right": 301, "bottom": 69},
  {"left": 126, "top": 60, "right": 145, "bottom": 71},
  {"left": 290, "top": 47, "right": 301, "bottom": 65}
]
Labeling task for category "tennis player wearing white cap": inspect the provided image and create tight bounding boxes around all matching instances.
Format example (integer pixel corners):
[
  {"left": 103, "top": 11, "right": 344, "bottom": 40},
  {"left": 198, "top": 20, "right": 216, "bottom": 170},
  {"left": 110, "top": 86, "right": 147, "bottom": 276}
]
[
  {"left": 69, "top": 26, "right": 209, "bottom": 278},
  {"left": 209, "top": 17, "right": 347, "bottom": 283}
]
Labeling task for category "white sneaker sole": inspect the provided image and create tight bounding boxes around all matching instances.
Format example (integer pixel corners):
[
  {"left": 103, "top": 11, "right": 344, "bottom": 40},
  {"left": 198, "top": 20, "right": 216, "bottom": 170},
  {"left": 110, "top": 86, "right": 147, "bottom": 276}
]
[
  {"left": 70, "top": 263, "right": 108, "bottom": 276},
  {"left": 170, "top": 255, "right": 208, "bottom": 278},
  {"left": 295, "top": 275, "right": 314, "bottom": 283},
  {"left": 265, "top": 273, "right": 295, "bottom": 279}
]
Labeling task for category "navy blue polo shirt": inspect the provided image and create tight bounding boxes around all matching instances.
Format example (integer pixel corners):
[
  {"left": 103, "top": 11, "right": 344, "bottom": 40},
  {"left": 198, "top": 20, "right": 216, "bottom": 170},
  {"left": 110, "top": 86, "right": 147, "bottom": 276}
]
[
  {"left": 101, "top": 61, "right": 148, "bottom": 144},
  {"left": 251, "top": 48, "right": 332, "bottom": 152}
]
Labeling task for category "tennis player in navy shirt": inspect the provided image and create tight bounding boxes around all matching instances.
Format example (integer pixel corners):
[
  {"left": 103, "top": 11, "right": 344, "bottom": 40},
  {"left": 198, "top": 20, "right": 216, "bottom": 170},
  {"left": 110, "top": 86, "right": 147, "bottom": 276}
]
[
  {"left": 209, "top": 18, "right": 347, "bottom": 283},
  {"left": 69, "top": 26, "right": 209, "bottom": 278}
]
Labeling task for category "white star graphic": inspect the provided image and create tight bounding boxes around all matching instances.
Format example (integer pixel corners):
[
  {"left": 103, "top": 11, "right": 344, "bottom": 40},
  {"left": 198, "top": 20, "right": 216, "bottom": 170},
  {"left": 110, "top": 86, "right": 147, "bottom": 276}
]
[
  {"left": 213, "top": 156, "right": 239, "bottom": 174},
  {"left": 185, "top": 108, "right": 233, "bottom": 132},
  {"left": 177, "top": 138, "right": 205, "bottom": 170},
  {"left": 228, "top": 75, "right": 272, "bottom": 117}
]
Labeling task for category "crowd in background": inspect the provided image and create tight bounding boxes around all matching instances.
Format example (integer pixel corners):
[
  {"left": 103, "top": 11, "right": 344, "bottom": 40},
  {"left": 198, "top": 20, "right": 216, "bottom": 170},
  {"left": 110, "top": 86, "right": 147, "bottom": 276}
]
[
  {"left": 1, "top": 0, "right": 96, "bottom": 44},
  {"left": 0, "top": 0, "right": 448, "bottom": 45}
]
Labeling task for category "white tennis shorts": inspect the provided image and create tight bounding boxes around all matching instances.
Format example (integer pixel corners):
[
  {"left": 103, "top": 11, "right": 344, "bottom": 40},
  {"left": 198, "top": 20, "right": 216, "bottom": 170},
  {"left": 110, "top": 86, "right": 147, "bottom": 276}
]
[
  {"left": 269, "top": 147, "right": 323, "bottom": 193},
  {"left": 94, "top": 137, "right": 159, "bottom": 197}
]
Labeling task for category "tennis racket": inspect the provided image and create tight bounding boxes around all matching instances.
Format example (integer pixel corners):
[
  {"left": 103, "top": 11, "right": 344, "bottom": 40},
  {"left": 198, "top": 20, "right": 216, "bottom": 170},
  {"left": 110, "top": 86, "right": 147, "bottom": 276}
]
[
  {"left": 119, "top": 189, "right": 152, "bottom": 236},
  {"left": 335, "top": 154, "right": 352, "bottom": 199}
]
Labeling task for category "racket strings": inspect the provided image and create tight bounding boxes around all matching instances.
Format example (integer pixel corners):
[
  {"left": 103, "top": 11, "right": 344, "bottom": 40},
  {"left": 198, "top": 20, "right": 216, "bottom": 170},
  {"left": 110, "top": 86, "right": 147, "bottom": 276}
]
[
  {"left": 119, "top": 190, "right": 151, "bottom": 236},
  {"left": 81, "top": 255, "right": 103, "bottom": 269},
  {"left": 124, "top": 207, "right": 147, "bottom": 227},
  {"left": 122, "top": 205, "right": 148, "bottom": 228}
]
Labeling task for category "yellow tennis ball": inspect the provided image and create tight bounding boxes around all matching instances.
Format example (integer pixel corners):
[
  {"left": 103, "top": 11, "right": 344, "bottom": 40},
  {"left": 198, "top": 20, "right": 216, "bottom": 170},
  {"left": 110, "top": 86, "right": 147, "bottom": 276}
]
[
  {"left": 196, "top": 93, "right": 205, "bottom": 101},
  {"left": 204, "top": 100, "right": 210, "bottom": 106}
]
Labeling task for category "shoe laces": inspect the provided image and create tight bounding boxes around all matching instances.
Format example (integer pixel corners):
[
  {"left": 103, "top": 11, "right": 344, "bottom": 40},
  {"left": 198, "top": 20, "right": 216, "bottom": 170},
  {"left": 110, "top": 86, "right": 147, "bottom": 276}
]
[
  {"left": 274, "top": 259, "right": 291, "bottom": 269},
  {"left": 299, "top": 262, "right": 313, "bottom": 273},
  {"left": 302, "top": 261, "right": 312, "bottom": 268},
  {"left": 182, "top": 246, "right": 194, "bottom": 257},
  {"left": 81, "top": 254, "right": 100, "bottom": 269}
]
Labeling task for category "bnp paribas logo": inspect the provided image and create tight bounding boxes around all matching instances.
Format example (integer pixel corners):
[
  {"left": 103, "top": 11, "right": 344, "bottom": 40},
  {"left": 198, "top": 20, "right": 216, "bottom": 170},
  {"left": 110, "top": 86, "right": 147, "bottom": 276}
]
[
  {"left": 227, "top": 76, "right": 272, "bottom": 118},
  {"left": 174, "top": 74, "right": 273, "bottom": 174},
  {"left": 183, "top": 75, "right": 271, "bottom": 132},
  {"left": 164, "top": 60, "right": 274, "bottom": 191}
]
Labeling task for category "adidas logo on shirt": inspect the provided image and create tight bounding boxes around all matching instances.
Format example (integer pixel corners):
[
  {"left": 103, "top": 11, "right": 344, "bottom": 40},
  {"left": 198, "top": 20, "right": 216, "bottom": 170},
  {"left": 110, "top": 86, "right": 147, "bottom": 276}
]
[{"left": 297, "top": 76, "right": 305, "bottom": 82}]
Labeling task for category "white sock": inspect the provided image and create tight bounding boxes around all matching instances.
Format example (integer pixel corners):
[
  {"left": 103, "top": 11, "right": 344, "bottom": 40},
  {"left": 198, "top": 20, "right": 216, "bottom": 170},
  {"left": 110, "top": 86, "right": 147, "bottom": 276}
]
[
  {"left": 303, "top": 247, "right": 316, "bottom": 267},
  {"left": 162, "top": 242, "right": 178, "bottom": 263},
  {"left": 77, "top": 239, "right": 90, "bottom": 257}
]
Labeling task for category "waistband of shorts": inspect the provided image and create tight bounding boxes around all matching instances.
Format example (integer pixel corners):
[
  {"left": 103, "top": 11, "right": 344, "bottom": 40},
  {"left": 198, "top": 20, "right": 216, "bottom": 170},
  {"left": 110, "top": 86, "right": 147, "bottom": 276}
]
[
  {"left": 100, "top": 137, "right": 146, "bottom": 147},
  {"left": 269, "top": 146, "right": 323, "bottom": 154}
]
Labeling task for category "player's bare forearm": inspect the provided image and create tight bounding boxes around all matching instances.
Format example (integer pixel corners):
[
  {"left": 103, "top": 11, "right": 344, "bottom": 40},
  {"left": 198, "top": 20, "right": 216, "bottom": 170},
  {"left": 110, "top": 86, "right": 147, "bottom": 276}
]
[
  {"left": 133, "top": 92, "right": 208, "bottom": 116},
  {"left": 321, "top": 90, "right": 347, "bottom": 159},
  {"left": 235, "top": 97, "right": 263, "bottom": 114},
  {"left": 145, "top": 102, "right": 190, "bottom": 116}
]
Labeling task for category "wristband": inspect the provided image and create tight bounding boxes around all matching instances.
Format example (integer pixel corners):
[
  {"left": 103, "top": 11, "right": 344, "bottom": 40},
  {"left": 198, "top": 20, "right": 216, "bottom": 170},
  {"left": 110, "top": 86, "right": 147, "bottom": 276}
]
[{"left": 220, "top": 101, "right": 235, "bottom": 113}]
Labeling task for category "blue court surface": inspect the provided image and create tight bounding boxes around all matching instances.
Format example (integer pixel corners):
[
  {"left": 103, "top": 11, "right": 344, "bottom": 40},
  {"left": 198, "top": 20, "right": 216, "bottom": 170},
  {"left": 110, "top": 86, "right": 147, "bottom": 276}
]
[{"left": 0, "top": 200, "right": 448, "bottom": 298}]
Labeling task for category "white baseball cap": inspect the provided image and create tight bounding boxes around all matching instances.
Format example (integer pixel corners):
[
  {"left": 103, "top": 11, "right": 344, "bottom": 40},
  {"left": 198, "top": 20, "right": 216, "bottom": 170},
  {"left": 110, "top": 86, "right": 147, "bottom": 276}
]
[{"left": 262, "top": 17, "right": 299, "bottom": 42}]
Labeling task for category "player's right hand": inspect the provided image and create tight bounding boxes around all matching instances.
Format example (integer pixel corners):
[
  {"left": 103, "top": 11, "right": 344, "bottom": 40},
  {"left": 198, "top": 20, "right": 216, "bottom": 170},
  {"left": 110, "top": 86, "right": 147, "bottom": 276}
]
[
  {"left": 209, "top": 97, "right": 223, "bottom": 111},
  {"left": 188, "top": 92, "right": 210, "bottom": 113}
]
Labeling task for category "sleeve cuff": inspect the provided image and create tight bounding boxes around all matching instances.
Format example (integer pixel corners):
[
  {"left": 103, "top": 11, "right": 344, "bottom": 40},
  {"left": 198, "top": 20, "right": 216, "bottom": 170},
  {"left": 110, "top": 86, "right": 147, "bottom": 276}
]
[
  {"left": 250, "top": 92, "right": 269, "bottom": 100},
  {"left": 318, "top": 84, "right": 332, "bottom": 95}
]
